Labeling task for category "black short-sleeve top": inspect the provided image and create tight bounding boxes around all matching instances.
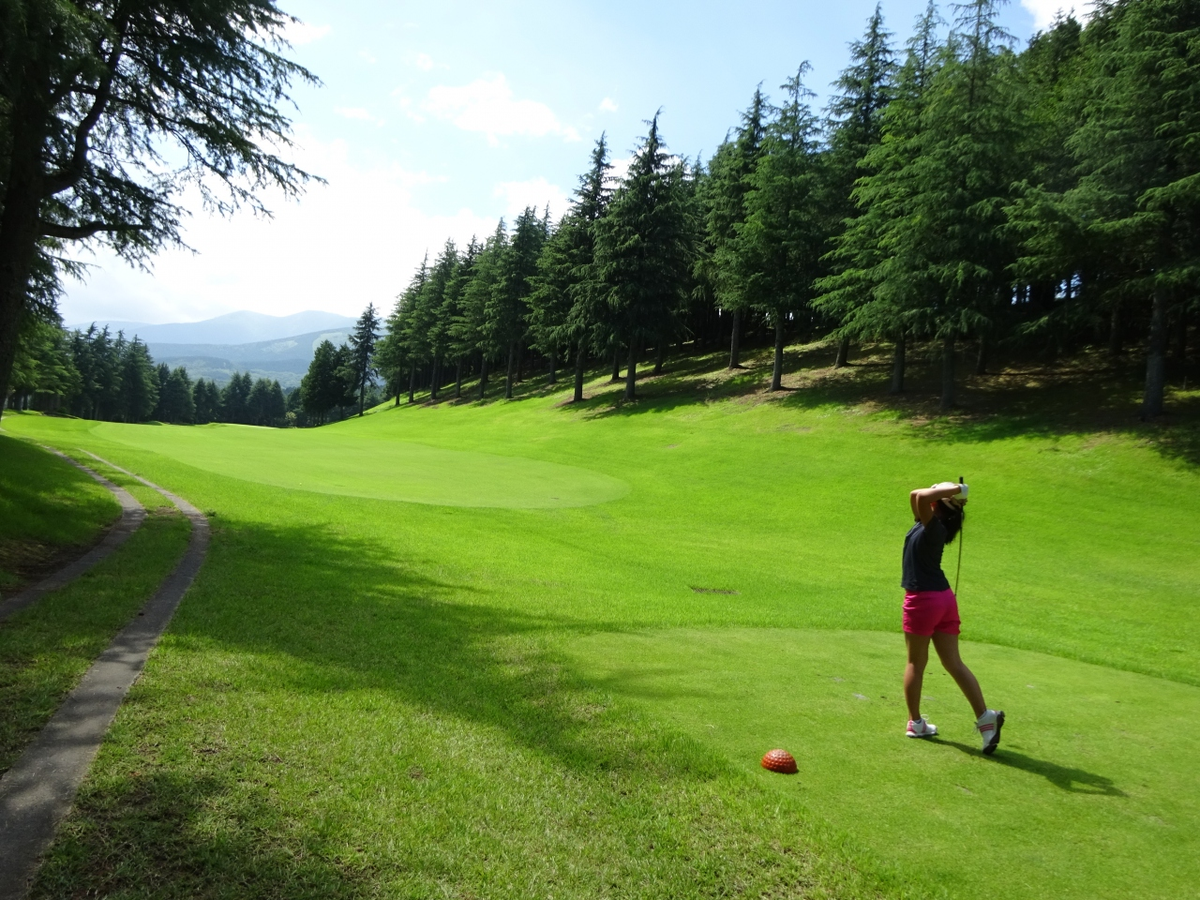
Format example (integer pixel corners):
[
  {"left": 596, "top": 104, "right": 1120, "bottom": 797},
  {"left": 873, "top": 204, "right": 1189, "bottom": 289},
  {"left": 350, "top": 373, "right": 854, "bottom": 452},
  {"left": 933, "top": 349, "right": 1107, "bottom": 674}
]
[{"left": 901, "top": 516, "right": 951, "bottom": 593}]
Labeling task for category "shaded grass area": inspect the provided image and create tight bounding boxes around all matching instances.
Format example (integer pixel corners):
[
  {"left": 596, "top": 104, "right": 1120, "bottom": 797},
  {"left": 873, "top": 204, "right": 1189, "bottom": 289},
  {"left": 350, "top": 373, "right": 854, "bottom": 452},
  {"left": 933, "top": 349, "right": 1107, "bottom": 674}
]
[
  {"left": 31, "top": 518, "right": 894, "bottom": 900},
  {"left": 0, "top": 433, "right": 119, "bottom": 593},
  {"left": 0, "top": 507, "right": 190, "bottom": 774},
  {"left": 431, "top": 339, "right": 1200, "bottom": 469}
]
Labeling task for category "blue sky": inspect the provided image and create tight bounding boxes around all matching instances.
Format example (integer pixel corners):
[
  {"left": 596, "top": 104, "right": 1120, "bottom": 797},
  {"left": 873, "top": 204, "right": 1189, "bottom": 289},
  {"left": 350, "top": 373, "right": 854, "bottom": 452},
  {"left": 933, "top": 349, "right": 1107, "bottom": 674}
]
[{"left": 62, "top": 0, "right": 1082, "bottom": 328}]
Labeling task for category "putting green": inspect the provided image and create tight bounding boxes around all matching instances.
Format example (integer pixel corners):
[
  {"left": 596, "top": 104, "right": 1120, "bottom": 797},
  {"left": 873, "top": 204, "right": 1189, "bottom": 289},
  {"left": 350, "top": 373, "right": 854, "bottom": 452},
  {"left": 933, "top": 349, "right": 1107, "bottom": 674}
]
[
  {"left": 92, "top": 422, "right": 628, "bottom": 509},
  {"left": 566, "top": 628, "right": 1200, "bottom": 900}
]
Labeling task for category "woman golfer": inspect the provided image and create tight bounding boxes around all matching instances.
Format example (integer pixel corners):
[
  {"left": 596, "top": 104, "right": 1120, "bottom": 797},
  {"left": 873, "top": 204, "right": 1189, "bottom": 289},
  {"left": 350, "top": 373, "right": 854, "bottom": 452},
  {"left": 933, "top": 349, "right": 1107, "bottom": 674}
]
[{"left": 901, "top": 481, "right": 1003, "bottom": 754}]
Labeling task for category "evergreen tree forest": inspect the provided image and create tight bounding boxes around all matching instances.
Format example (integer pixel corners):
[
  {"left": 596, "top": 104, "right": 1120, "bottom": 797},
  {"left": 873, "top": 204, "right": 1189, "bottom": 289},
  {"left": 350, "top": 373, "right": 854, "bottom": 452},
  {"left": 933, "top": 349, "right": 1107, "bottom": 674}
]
[
  {"left": 378, "top": 0, "right": 1199, "bottom": 417},
  {"left": 7, "top": 322, "right": 292, "bottom": 427},
  {"left": 7, "top": 0, "right": 1197, "bottom": 425}
]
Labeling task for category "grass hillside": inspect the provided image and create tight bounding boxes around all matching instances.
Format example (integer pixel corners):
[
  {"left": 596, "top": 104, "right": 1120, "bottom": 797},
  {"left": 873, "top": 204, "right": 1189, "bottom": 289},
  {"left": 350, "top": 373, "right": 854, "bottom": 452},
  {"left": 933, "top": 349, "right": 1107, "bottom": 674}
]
[{"left": 3, "top": 341, "right": 1197, "bottom": 899}]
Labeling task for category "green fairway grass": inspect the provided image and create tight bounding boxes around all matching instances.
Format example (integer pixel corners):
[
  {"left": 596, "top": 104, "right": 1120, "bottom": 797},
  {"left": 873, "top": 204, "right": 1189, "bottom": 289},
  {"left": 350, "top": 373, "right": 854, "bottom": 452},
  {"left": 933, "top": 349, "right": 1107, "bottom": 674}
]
[
  {"left": 3, "top": 352, "right": 1197, "bottom": 899},
  {"left": 93, "top": 420, "right": 630, "bottom": 508},
  {"left": 0, "top": 433, "right": 120, "bottom": 591},
  {"left": 566, "top": 628, "right": 1200, "bottom": 900}
]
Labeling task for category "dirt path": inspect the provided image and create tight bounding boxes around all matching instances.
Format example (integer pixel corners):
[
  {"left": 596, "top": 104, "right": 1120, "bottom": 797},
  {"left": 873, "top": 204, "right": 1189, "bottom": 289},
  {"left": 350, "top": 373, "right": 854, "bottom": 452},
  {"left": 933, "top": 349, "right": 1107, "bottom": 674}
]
[
  {"left": 0, "top": 450, "right": 145, "bottom": 624},
  {"left": 0, "top": 453, "right": 209, "bottom": 900}
]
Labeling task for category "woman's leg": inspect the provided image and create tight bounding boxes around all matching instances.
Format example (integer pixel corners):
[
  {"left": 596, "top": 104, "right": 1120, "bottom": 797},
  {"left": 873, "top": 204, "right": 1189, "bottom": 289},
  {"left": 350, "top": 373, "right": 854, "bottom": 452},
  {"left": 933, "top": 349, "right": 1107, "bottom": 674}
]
[
  {"left": 931, "top": 632, "right": 987, "bottom": 718},
  {"left": 904, "top": 633, "right": 931, "bottom": 721}
]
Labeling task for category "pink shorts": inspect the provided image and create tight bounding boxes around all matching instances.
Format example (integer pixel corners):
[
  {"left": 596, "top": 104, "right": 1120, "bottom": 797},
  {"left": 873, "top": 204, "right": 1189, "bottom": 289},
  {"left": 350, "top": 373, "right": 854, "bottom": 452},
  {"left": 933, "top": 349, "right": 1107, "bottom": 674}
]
[{"left": 903, "top": 589, "right": 961, "bottom": 636}]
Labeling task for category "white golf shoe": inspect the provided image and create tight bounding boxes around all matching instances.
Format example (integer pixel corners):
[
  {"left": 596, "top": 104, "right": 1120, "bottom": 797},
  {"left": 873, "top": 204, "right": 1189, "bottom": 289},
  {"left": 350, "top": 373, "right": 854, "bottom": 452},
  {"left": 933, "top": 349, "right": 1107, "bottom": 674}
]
[
  {"left": 976, "top": 709, "right": 1004, "bottom": 754},
  {"left": 906, "top": 717, "right": 938, "bottom": 738}
]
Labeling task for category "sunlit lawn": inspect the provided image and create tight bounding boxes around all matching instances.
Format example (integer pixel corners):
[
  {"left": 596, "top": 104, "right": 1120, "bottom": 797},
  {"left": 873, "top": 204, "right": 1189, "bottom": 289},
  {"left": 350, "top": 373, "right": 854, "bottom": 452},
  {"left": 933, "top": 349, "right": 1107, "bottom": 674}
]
[{"left": 3, "top": 344, "right": 1198, "bottom": 899}]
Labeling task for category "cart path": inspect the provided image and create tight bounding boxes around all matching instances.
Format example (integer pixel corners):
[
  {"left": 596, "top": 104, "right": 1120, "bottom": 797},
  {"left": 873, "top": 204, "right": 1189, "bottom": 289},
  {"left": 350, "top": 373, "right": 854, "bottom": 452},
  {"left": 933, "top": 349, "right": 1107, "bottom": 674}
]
[
  {"left": 0, "top": 453, "right": 209, "bottom": 900},
  {"left": 0, "top": 449, "right": 145, "bottom": 624}
]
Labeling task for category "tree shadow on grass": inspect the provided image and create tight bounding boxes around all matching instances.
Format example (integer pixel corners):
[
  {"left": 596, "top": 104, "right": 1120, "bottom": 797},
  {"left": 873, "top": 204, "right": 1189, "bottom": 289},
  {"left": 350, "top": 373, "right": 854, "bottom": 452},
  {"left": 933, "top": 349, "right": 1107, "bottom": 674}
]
[
  {"left": 0, "top": 435, "right": 121, "bottom": 593},
  {"left": 550, "top": 343, "right": 1200, "bottom": 469},
  {"left": 933, "top": 739, "right": 1126, "bottom": 796},
  {"left": 33, "top": 771, "right": 375, "bottom": 900},
  {"left": 29, "top": 516, "right": 864, "bottom": 898}
]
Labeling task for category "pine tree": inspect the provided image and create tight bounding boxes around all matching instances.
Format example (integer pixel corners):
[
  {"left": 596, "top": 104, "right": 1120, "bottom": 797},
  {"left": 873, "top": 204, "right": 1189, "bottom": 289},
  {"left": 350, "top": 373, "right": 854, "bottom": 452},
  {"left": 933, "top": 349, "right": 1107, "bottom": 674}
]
[
  {"left": 301, "top": 340, "right": 340, "bottom": 425},
  {"left": 193, "top": 378, "right": 219, "bottom": 424},
  {"left": 446, "top": 237, "right": 482, "bottom": 398},
  {"left": 454, "top": 225, "right": 507, "bottom": 400},
  {"left": 7, "top": 317, "right": 79, "bottom": 411},
  {"left": 816, "top": 2, "right": 943, "bottom": 394},
  {"left": 348, "top": 303, "right": 381, "bottom": 415},
  {"left": 528, "top": 136, "right": 614, "bottom": 402},
  {"left": 736, "top": 66, "right": 828, "bottom": 390},
  {"left": 701, "top": 91, "right": 768, "bottom": 368},
  {"left": 119, "top": 338, "right": 159, "bottom": 422},
  {"left": 157, "top": 366, "right": 194, "bottom": 423},
  {"left": 488, "top": 207, "right": 547, "bottom": 399},
  {"left": 816, "top": 2, "right": 942, "bottom": 393},
  {"left": 1065, "top": 0, "right": 1200, "bottom": 416},
  {"left": 595, "top": 114, "right": 693, "bottom": 401},
  {"left": 824, "top": 4, "right": 898, "bottom": 367},
  {"left": 223, "top": 371, "right": 252, "bottom": 424}
]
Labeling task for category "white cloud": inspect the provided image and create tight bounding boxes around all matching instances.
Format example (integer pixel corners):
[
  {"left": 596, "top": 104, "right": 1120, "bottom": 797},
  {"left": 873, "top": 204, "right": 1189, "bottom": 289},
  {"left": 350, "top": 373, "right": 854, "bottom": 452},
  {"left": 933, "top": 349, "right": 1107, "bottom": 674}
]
[
  {"left": 1021, "top": 0, "right": 1092, "bottom": 29},
  {"left": 334, "top": 106, "right": 385, "bottom": 126},
  {"left": 420, "top": 74, "right": 581, "bottom": 145},
  {"left": 609, "top": 156, "right": 633, "bottom": 184},
  {"left": 415, "top": 53, "right": 435, "bottom": 71},
  {"left": 599, "top": 97, "right": 618, "bottom": 113},
  {"left": 359, "top": 50, "right": 377, "bottom": 64},
  {"left": 281, "top": 21, "right": 330, "bottom": 46},
  {"left": 492, "top": 178, "right": 570, "bottom": 221},
  {"left": 58, "top": 128, "right": 492, "bottom": 325}
]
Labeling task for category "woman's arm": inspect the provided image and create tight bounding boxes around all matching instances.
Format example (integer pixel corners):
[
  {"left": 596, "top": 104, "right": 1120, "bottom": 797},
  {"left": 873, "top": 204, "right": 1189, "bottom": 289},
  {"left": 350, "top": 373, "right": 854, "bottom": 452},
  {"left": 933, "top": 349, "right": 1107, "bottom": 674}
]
[{"left": 910, "top": 483, "right": 967, "bottom": 526}]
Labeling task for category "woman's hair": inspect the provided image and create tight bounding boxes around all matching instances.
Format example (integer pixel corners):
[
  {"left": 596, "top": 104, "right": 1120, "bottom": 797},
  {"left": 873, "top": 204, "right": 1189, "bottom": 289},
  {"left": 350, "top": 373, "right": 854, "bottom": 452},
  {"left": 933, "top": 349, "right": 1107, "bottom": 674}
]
[{"left": 937, "top": 502, "right": 964, "bottom": 544}]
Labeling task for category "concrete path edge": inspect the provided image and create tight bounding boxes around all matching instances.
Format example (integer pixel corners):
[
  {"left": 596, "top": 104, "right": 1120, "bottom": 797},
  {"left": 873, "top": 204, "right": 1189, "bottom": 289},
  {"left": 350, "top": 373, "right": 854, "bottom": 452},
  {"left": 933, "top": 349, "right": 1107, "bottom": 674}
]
[{"left": 0, "top": 452, "right": 209, "bottom": 900}]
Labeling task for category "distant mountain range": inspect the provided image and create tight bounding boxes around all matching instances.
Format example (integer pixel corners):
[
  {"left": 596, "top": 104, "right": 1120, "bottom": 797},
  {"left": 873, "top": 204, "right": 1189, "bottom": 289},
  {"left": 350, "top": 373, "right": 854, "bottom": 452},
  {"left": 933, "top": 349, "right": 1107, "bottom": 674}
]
[
  {"left": 67, "top": 309, "right": 358, "bottom": 346},
  {"left": 145, "top": 329, "right": 355, "bottom": 390},
  {"left": 66, "top": 311, "right": 360, "bottom": 389}
]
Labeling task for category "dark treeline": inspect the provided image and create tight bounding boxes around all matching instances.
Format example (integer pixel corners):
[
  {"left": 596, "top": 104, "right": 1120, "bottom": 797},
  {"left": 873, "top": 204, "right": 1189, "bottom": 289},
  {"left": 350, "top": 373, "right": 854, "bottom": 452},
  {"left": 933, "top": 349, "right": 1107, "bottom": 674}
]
[
  {"left": 7, "top": 320, "right": 293, "bottom": 427},
  {"left": 377, "top": 0, "right": 1199, "bottom": 417}
]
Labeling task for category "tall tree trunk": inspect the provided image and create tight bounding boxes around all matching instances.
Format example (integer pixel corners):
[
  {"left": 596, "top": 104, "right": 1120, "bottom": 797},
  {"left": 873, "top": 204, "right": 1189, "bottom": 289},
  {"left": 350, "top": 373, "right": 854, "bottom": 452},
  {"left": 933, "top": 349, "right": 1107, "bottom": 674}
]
[
  {"left": 407, "top": 364, "right": 416, "bottom": 403},
  {"left": 573, "top": 341, "right": 586, "bottom": 403},
  {"left": 654, "top": 342, "right": 665, "bottom": 375},
  {"left": 430, "top": 354, "right": 441, "bottom": 401},
  {"left": 940, "top": 336, "right": 956, "bottom": 412},
  {"left": 1173, "top": 306, "right": 1189, "bottom": 367},
  {"left": 1109, "top": 300, "right": 1123, "bottom": 358},
  {"left": 770, "top": 318, "right": 785, "bottom": 391},
  {"left": 1142, "top": 286, "right": 1168, "bottom": 418},
  {"left": 624, "top": 339, "right": 637, "bottom": 401},
  {"left": 835, "top": 335, "right": 851, "bottom": 368},
  {"left": 0, "top": 80, "right": 52, "bottom": 420},
  {"left": 358, "top": 379, "right": 365, "bottom": 416},
  {"left": 890, "top": 335, "right": 906, "bottom": 394},
  {"left": 479, "top": 354, "right": 489, "bottom": 400},
  {"left": 454, "top": 359, "right": 463, "bottom": 399},
  {"left": 975, "top": 334, "right": 988, "bottom": 376},
  {"left": 548, "top": 349, "right": 557, "bottom": 386},
  {"left": 505, "top": 341, "right": 516, "bottom": 400},
  {"left": 728, "top": 309, "right": 742, "bottom": 369},
  {"left": 611, "top": 346, "right": 621, "bottom": 382}
]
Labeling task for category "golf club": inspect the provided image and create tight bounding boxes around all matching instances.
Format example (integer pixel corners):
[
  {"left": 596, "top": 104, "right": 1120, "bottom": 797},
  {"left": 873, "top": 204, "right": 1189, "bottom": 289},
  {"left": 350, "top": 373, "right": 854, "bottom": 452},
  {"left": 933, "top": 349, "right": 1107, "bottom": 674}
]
[{"left": 955, "top": 475, "right": 965, "bottom": 595}]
